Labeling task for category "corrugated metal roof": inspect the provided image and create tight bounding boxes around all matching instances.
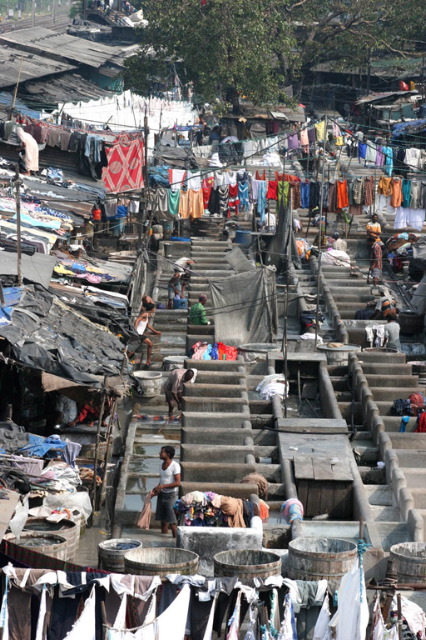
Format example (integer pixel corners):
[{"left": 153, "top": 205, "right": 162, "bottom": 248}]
[
  {"left": 0, "top": 47, "right": 75, "bottom": 89},
  {"left": 0, "top": 28, "right": 136, "bottom": 70},
  {"left": 20, "top": 73, "right": 116, "bottom": 105}
]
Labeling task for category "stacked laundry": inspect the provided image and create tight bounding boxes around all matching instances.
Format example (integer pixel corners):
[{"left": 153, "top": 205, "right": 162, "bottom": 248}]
[{"left": 174, "top": 491, "right": 256, "bottom": 528}]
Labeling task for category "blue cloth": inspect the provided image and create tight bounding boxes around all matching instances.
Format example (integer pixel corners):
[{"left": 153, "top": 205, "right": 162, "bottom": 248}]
[
  {"left": 257, "top": 181, "right": 267, "bottom": 223},
  {"left": 402, "top": 179, "right": 411, "bottom": 208},
  {"left": 358, "top": 142, "right": 367, "bottom": 159},
  {"left": 382, "top": 146, "right": 393, "bottom": 176},
  {"left": 17, "top": 434, "right": 67, "bottom": 457},
  {"left": 15, "top": 213, "right": 61, "bottom": 231},
  {"left": 399, "top": 416, "right": 410, "bottom": 433},
  {"left": 238, "top": 181, "right": 249, "bottom": 208},
  {"left": 0, "top": 287, "right": 23, "bottom": 325},
  {"left": 300, "top": 182, "right": 310, "bottom": 209}
]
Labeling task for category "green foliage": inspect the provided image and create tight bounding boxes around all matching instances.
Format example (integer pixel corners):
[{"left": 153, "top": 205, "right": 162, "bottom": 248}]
[{"left": 124, "top": 0, "right": 426, "bottom": 105}]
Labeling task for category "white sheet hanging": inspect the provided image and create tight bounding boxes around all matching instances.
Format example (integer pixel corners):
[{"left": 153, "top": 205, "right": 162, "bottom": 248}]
[
  {"left": 330, "top": 559, "right": 369, "bottom": 640},
  {"left": 313, "top": 594, "right": 331, "bottom": 640},
  {"left": 63, "top": 585, "right": 96, "bottom": 640}
]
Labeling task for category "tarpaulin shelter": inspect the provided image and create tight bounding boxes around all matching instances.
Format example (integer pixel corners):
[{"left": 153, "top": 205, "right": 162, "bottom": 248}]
[
  {"left": 210, "top": 267, "right": 278, "bottom": 346},
  {"left": 0, "top": 286, "right": 129, "bottom": 386}
]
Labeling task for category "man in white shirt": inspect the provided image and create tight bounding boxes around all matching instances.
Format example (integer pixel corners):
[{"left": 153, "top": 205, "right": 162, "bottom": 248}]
[
  {"left": 173, "top": 257, "right": 195, "bottom": 296},
  {"left": 153, "top": 446, "right": 181, "bottom": 537}
]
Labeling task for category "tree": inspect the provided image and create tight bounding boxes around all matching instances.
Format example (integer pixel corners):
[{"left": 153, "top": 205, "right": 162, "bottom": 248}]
[{"left": 124, "top": 0, "right": 426, "bottom": 106}]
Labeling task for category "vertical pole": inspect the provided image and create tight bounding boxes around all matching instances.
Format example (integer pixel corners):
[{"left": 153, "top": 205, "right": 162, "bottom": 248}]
[
  {"left": 0, "top": 279, "right": 5, "bottom": 306},
  {"left": 32, "top": 0, "right": 35, "bottom": 25},
  {"left": 281, "top": 194, "right": 291, "bottom": 418},
  {"left": 92, "top": 376, "right": 108, "bottom": 514},
  {"left": 52, "top": 0, "right": 55, "bottom": 24},
  {"left": 397, "top": 593, "right": 403, "bottom": 640},
  {"left": 314, "top": 113, "right": 327, "bottom": 349},
  {"left": 14, "top": 165, "right": 23, "bottom": 287}
]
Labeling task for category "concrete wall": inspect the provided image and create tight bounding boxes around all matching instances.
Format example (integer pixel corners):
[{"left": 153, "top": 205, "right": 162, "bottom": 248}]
[{"left": 177, "top": 525, "right": 263, "bottom": 576}]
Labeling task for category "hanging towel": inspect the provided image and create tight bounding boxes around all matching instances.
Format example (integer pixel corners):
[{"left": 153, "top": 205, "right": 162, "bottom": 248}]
[{"left": 137, "top": 491, "right": 154, "bottom": 530}]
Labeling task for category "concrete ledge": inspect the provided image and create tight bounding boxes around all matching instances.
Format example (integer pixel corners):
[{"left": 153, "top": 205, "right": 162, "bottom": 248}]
[
  {"left": 181, "top": 462, "right": 256, "bottom": 483},
  {"left": 181, "top": 444, "right": 254, "bottom": 463},
  {"left": 180, "top": 482, "right": 258, "bottom": 499},
  {"left": 182, "top": 427, "right": 252, "bottom": 445}
]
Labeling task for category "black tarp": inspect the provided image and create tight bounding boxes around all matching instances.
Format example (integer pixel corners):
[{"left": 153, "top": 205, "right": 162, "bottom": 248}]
[
  {"left": 0, "top": 252, "right": 56, "bottom": 288},
  {"left": 0, "top": 286, "right": 129, "bottom": 385},
  {"left": 210, "top": 268, "right": 278, "bottom": 346},
  {"left": 267, "top": 201, "right": 301, "bottom": 272}
]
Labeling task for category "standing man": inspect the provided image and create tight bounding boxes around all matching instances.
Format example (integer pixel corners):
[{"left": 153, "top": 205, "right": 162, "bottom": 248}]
[
  {"left": 168, "top": 270, "right": 182, "bottom": 310},
  {"left": 153, "top": 446, "right": 181, "bottom": 537},
  {"left": 368, "top": 237, "right": 383, "bottom": 287},
  {"left": 133, "top": 302, "right": 161, "bottom": 368},
  {"left": 189, "top": 294, "right": 210, "bottom": 325},
  {"left": 174, "top": 256, "right": 195, "bottom": 297},
  {"left": 366, "top": 213, "right": 381, "bottom": 242},
  {"left": 163, "top": 368, "right": 195, "bottom": 421}
]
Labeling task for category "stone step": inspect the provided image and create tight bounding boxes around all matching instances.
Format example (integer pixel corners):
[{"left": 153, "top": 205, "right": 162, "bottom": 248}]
[
  {"left": 180, "top": 444, "right": 254, "bottom": 463},
  {"left": 409, "top": 489, "right": 426, "bottom": 510},
  {"left": 182, "top": 397, "right": 247, "bottom": 413},
  {"left": 388, "top": 433, "right": 426, "bottom": 448},
  {"left": 361, "top": 363, "right": 413, "bottom": 375},
  {"left": 400, "top": 468, "right": 426, "bottom": 489},
  {"left": 374, "top": 522, "right": 413, "bottom": 551},
  {"left": 181, "top": 427, "right": 252, "bottom": 445},
  {"left": 393, "top": 450, "right": 426, "bottom": 467},
  {"left": 182, "top": 412, "right": 249, "bottom": 428},
  {"left": 369, "top": 505, "right": 401, "bottom": 522},
  {"left": 193, "top": 371, "right": 246, "bottom": 385},
  {"left": 185, "top": 359, "right": 244, "bottom": 371},
  {"left": 357, "top": 351, "right": 407, "bottom": 364},
  {"left": 365, "top": 484, "right": 393, "bottom": 506},
  {"left": 365, "top": 375, "right": 419, "bottom": 388},
  {"left": 184, "top": 383, "right": 247, "bottom": 397},
  {"left": 370, "top": 387, "right": 424, "bottom": 402},
  {"left": 181, "top": 461, "right": 256, "bottom": 483}
]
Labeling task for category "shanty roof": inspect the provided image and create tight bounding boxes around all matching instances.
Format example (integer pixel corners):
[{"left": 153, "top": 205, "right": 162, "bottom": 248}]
[
  {"left": 0, "top": 285, "right": 130, "bottom": 386},
  {"left": 0, "top": 28, "right": 136, "bottom": 71},
  {"left": 355, "top": 90, "right": 419, "bottom": 106},
  {"left": 0, "top": 48, "right": 75, "bottom": 90},
  {"left": 20, "top": 73, "right": 116, "bottom": 105},
  {"left": 0, "top": 252, "right": 56, "bottom": 288}
]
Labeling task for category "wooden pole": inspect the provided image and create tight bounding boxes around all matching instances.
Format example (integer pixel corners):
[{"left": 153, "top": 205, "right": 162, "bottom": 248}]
[
  {"left": 91, "top": 376, "right": 108, "bottom": 514},
  {"left": 13, "top": 165, "right": 23, "bottom": 287},
  {"left": 314, "top": 113, "right": 327, "bottom": 348},
  {"left": 397, "top": 593, "right": 403, "bottom": 640}
]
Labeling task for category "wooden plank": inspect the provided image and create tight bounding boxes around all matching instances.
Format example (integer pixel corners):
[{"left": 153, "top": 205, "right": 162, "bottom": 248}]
[
  {"left": 332, "top": 482, "right": 353, "bottom": 519},
  {"left": 313, "top": 459, "right": 335, "bottom": 481},
  {"left": 297, "top": 479, "right": 309, "bottom": 508},
  {"left": 294, "top": 456, "right": 315, "bottom": 480},
  {"left": 319, "top": 482, "right": 336, "bottom": 516},
  {"left": 306, "top": 481, "right": 322, "bottom": 517}
]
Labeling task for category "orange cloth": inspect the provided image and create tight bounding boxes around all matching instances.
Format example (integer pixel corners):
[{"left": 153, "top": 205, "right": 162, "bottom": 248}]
[
  {"left": 378, "top": 176, "right": 392, "bottom": 196},
  {"left": 137, "top": 491, "right": 153, "bottom": 529},
  {"left": 188, "top": 189, "right": 204, "bottom": 219},
  {"left": 390, "top": 178, "right": 403, "bottom": 208},
  {"left": 259, "top": 499, "right": 270, "bottom": 520},
  {"left": 337, "top": 179, "right": 349, "bottom": 209},
  {"left": 220, "top": 496, "right": 246, "bottom": 528},
  {"left": 178, "top": 190, "right": 190, "bottom": 218}
]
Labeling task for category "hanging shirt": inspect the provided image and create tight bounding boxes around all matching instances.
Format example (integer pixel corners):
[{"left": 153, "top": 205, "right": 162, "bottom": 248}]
[
  {"left": 336, "top": 180, "right": 349, "bottom": 209},
  {"left": 404, "top": 147, "right": 422, "bottom": 170},
  {"left": 402, "top": 179, "right": 412, "bottom": 208},
  {"left": 358, "top": 142, "right": 367, "bottom": 160},
  {"left": 300, "top": 182, "right": 310, "bottom": 209},
  {"left": 315, "top": 122, "right": 326, "bottom": 141},
  {"left": 266, "top": 181, "right": 278, "bottom": 200},
  {"left": 377, "top": 176, "right": 392, "bottom": 196},
  {"left": 382, "top": 146, "right": 393, "bottom": 176},
  {"left": 168, "top": 190, "right": 180, "bottom": 216},
  {"left": 410, "top": 180, "right": 422, "bottom": 209},
  {"left": 364, "top": 177, "right": 375, "bottom": 206},
  {"left": 365, "top": 142, "right": 376, "bottom": 163},
  {"left": 390, "top": 178, "right": 403, "bottom": 208},
  {"left": 186, "top": 171, "right": 202, "bottom": 190},
  {"left": 238, "top": 181, "right": 249, "bottom": 207},
  {"left": 375, "top": 146, "right": 384, "bottom": 166}
]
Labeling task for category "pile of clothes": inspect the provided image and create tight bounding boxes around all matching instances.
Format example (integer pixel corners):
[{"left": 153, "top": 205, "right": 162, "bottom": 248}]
[
  {"left": 256, "top": 374, "right": 289, "bottom": 401},
  {"left": 189, "top": 341, "right": 238, "bottom": 360},
  {"left": 174, "top": 491, "right": 264, "bottom": 528},
  {"left": 392, "top": 392, "right": 426, "bottom": 416}
]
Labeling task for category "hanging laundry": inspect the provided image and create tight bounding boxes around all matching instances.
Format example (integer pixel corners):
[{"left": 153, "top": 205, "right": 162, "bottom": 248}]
[
  {"left": 299, "top": 129, "right": 309, "bottom": 152},
  {"left": 168, "top": 169, "right": 186, "bottom": 191},
  {"left": 315, "top": 122, "right": 326, "bottom": 142},
  {"left": 313, "top": 594, "right": 331, "bottom": 640},
  {"left": 168, "top": 189, "right": 180, "bottom": 216},
  {"left": 402, "top": 179, "right": 412, "bottom": 208},
  {"left": 228, "top": 184, "right": 240, "bottom": 216},
  {"left": 382, "top": 146, "right": 393, "bottom": 176},
  {"left": 257, "top": 181, "right": 267, "bottom": 223},
  {"left": 238, "top": 181, "right": 250, "bottom": 209},
  {"left": 364, "top": 177, "right": 375, "bottom": 207},
  {"left": 188, "top": 190, "right": 204, "bottom": 219},
  {"left": 337, "top": 179, "right": 349, "bottom": 209},
  {"left": 178, "top": 191, "right": 190, "bottom": 219},
  {"left": 277, "top": 594, "right": 297, "bottom": 640},
  {"left": 365, "top": 142, "right": 376, "bottom": 163},
  {"left": 330, "top": 559, "right": 369, "bottom": 640},
  {"left": 390, "top": 178, "right": 403, "bottom": 208},
  {"left": 300, "top": 182, "right": 310, "bottom": 209},
  {"left": 266, "top": 181, "right": 278, "bottom": 200}
]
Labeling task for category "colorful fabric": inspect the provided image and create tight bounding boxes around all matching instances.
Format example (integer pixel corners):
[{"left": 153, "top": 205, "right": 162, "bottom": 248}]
[{"left": 102, "top": 138, "right": 144, "bottom": 193}]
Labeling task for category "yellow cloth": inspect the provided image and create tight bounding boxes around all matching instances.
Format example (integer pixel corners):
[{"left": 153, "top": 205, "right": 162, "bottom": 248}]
[
  {"left": 315, "top": 122, "right": 326, "bottom": 142},
  {"left": 54, "top": 265, "right": 74, "bottom": 276}
]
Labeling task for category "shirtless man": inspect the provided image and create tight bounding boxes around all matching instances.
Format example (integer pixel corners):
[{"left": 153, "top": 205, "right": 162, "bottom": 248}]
[{"left": 133, "top": 303, "right": 161, "bottom": 368}]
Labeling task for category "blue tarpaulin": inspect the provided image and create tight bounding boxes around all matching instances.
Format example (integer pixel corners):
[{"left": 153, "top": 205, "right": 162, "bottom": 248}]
[
  {"left": 0, "top": 287, "right": 23, "bottom": 326},
  {"left": 392, "top": 119, "right": 426, "bottom": 138}
]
